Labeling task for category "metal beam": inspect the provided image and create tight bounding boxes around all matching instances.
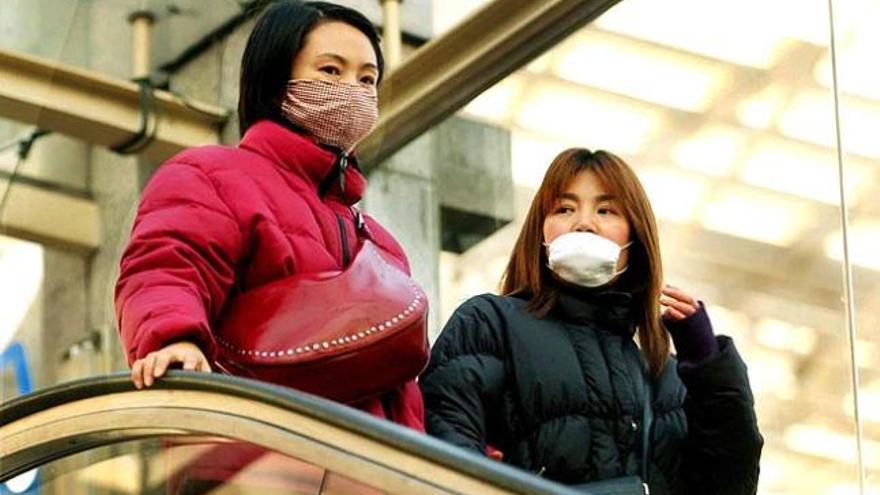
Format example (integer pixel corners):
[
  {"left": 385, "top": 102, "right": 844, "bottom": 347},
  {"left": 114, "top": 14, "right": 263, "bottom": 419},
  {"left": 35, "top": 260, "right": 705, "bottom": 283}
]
[
  {"left": 0, "top": 48, "right": 228, "bottom": 163},
  {"left": 358, "top": 0, "right": 623, "bottom": 170},
  {"left": 0, "top": 180, "right": 100, "bottom": 252}
]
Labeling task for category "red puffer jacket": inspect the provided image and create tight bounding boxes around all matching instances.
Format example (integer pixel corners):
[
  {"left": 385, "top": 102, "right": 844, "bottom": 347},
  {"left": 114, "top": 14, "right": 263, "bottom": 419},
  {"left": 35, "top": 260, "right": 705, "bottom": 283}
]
[{"left": 115, "top": 120, "right": 425, "bottom": 431}]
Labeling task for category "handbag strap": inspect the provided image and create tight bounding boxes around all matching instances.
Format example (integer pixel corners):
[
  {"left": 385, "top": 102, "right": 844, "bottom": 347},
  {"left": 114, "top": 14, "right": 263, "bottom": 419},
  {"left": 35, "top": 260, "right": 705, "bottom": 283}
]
[{"left": 640, "top": 363, "right": 653, "bottom": 491}]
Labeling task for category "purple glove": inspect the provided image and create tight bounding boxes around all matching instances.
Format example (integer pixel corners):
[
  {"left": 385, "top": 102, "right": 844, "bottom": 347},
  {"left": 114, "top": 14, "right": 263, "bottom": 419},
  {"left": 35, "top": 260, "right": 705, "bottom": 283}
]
[{"left": 663, "top": 301, "right": 718, "bottom": 367}]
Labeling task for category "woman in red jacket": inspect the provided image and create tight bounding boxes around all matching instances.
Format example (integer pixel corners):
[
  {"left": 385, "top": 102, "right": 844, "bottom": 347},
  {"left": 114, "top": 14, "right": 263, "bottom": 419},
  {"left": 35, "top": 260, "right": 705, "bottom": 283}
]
[{"left": 115, "top": 0, "right": 425, "bottom": 430}]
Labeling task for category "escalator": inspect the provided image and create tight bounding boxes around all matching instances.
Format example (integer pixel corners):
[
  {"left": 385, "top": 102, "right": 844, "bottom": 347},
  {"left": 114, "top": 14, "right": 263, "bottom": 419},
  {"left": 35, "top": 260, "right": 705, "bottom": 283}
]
[{"left": 1, "top": 372, "right": 578, "bottom": 495}]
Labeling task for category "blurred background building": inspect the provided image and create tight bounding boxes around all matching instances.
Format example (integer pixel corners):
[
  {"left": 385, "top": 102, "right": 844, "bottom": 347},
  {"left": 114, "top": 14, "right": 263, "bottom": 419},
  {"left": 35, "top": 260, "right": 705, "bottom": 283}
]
[{"left": 0, "top": 0, "right": 878, "bottom": 494}]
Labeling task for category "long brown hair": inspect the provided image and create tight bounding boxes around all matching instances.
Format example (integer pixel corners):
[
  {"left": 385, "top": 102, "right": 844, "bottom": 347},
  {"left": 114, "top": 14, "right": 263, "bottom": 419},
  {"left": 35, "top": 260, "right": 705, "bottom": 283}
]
[{"left": 500, "top": 148, "right": 670, "bottom": 377}]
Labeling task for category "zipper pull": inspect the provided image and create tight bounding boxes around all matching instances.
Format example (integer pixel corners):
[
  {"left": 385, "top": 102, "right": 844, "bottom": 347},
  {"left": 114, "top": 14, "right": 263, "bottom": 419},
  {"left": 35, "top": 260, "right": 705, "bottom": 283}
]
[
  {"left": 351, "top": 206, "right": 372, "bottom": 240},
  {"left": 338, "top": 153, "right": 348, "bottom": 194},
  {"left": 354, "top": 208, "right": 365, "bottom": 232}
]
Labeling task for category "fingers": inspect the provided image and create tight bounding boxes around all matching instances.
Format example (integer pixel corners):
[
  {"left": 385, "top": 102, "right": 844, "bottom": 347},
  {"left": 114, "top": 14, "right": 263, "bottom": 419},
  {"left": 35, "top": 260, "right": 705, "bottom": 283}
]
[
  {"left": 197, "top": 359, "right": 212, "bottom": 373},
  {"left": 131, "top": 344, "right": 213, "bottom": 389},
  {"left": 660, "top": 284, "right": 699, "bottom": 319},
  {"left": 180, "top": 345, "right": 211, "bottom": 372},
  {"left": 182, "top": 355, "right": 213, "bottom": 372},
  {"left": 662, "top": 305, "right": 688, "bottom": 321},
  {"left": 142, "top": 352, "right": 158, "bottom": 387},
  {"left": 181, "top": 354, "right": 211, "bottom": 372},
  {"left": 131, "top": 359, "right": 145, "bottom": 389},
  {"left": 182, "top": 354, "right": 198, "bottom": 371},
  {"left": 660, "top": 295, "right": 697, "bottom": 317},
  {"left": 137, "top": 350, "right": 175, "bottom": 388},
  {"left": 661, "top": 285, "right": 697, "bottom": 306},
  {"left": 153, "top": 352, "right": 173, "bottom": 380}
]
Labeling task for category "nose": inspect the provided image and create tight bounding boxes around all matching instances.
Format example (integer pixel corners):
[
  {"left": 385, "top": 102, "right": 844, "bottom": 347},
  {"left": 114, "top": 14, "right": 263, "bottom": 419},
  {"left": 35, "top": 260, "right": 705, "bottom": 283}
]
[
  {"left": 573, "top": 210, "right": 597, "bottom": 234},
  {"left": 339, "top": 69, "right": 361, "bottom": 86}
]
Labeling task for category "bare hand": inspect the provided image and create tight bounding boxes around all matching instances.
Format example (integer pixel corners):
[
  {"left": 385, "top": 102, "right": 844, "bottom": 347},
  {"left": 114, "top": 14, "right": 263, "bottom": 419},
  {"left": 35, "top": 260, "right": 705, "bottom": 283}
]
[
  {"left": 131, "top": 341, "right": 211, "bottom": 389},
  {"left": 660, "top": 285, "right": 700, "bottom": 321}
]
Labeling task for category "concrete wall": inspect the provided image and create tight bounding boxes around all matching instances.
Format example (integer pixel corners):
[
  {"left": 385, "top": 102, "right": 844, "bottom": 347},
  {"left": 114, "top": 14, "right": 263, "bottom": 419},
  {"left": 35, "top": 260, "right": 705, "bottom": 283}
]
[
  {"left": 366, "top": 117, "right": 512, "bottom": 339},
  {"left": 84, "top": 0, "right": 163, "bottom": 378},
  {"left": 0, "top": 0, "right": 96, "bottom": 390}
]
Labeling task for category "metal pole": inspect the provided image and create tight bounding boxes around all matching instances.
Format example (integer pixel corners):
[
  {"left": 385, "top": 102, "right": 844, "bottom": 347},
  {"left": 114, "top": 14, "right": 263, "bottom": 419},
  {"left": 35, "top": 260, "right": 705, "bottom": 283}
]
[
  {"left": 129, "top": 11, "right": 155, "bottom": 80},
  {"left": 826, "top": 0, "right": 866, "bottom": 493},
  {"left": 382, "top": 0, "right": 402, "bottom": 67}
]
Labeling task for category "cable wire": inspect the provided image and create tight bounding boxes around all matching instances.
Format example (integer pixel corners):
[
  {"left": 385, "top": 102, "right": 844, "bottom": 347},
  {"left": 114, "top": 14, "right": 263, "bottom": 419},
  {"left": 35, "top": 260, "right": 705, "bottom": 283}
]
[{"left": 0, "top": 129, "right": 50, "bottom": 223}]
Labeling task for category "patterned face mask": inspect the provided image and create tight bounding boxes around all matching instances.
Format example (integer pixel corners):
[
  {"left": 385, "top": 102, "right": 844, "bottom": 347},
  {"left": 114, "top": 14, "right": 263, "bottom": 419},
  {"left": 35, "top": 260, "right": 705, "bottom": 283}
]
[{"left": 280, "top": 79, "right": 378, "bottom": 153}]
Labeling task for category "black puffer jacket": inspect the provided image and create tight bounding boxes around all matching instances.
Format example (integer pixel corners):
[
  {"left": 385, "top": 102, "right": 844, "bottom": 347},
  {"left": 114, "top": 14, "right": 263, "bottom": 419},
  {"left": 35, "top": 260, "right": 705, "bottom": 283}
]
[{"left": 421, "top": 292, "right": 762, "bottom": 495}]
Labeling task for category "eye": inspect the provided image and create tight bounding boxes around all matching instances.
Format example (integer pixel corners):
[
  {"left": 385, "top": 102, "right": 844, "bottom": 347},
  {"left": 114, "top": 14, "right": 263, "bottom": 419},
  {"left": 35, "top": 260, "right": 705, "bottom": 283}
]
[
  {"left": 360, "top": 75, "right": 377, "bottom": 86},
  {"left": 553, "top": 205, "right": 575, "bottom": 215},
  {"left": 319, "top": 65, "right": 341, "bottom": 76},
  {"left": 597, "top": 204, "right": 619, "bottom": 216}
]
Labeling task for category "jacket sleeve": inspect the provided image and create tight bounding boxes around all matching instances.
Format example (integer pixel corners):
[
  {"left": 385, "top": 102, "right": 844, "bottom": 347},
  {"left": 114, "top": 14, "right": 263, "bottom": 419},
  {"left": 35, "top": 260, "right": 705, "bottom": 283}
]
[
  {"left": 115, "top": 160, "right": 244, "bottom": 364},
  {"left": 676, "top": 336, "right": 764, "bottom": 495},
  {"left": 420, "top": 297, "right": 507, "bottom": 454}
]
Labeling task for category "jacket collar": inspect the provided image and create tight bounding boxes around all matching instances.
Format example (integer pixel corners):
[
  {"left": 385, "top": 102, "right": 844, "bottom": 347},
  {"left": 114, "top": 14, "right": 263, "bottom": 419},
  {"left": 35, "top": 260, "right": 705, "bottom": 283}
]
[
  {"left": 238, "top": 119, "right": 366, "bottom": 205},
  {"left": 554, "top": 289, "right": 636, "bottom": 336}
]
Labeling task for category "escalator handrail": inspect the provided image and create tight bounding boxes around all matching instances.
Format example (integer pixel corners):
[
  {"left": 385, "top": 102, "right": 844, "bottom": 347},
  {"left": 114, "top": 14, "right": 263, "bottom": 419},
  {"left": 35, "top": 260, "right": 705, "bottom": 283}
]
[{"left": 1, "top": 371, "right": 575, "bottom": 494}]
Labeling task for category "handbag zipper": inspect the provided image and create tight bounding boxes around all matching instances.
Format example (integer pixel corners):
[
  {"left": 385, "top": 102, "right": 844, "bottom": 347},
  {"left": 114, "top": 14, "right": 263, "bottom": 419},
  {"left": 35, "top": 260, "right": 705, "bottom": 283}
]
[
  {"left": 318, "top": 151, "right": 349, "bottom": 197},
  {"left": 335, "top": 213, "right": 351, "bottom": 267},
  {"left": 338, "top": 152, "right": 348, "bottom": 193}
]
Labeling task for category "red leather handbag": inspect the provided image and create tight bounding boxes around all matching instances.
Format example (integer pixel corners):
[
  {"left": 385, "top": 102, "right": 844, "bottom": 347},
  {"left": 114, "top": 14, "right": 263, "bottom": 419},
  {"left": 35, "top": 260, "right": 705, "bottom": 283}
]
[{"left": 213, "top": 216, "right": 429, "bottom": 404}]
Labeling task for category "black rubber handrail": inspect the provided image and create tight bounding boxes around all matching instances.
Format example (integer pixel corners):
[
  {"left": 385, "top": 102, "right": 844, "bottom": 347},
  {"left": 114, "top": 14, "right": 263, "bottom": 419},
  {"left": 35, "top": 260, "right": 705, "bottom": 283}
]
[{"left": 1, "top": 371, "right": 576, "bottom": 494}]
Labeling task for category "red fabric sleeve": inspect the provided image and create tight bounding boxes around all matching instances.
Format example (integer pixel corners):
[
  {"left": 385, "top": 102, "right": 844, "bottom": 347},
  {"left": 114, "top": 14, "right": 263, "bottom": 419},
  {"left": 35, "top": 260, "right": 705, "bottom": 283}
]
[{"left": 115, "top": 160, "right": 244, "bottom": 364}]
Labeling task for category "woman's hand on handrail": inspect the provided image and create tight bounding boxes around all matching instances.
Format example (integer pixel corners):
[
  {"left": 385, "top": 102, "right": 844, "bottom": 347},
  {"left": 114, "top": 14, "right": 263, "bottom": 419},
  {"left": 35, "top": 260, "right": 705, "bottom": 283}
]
[{"left": 131, "top": 341, "right": 211, "bottom": 389}]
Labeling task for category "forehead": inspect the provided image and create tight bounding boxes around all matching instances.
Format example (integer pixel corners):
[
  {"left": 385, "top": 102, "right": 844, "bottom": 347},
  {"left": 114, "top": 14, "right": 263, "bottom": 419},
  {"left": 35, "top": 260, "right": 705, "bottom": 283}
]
[
  {"left": 558, "top": 169, "right": 611, "bottom": 197},
  {"left": 301, "top": 21, "right": 377, "bottom": 64}
]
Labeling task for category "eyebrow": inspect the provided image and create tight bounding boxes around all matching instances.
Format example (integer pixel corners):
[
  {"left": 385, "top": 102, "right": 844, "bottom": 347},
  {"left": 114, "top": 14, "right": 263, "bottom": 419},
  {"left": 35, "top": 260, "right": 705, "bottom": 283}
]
[
  {"left": 557, "top": 192, "right": 617, "bottom": 202},
  {"left": 316, "top": 52, "right": 379, "bottom": 71}
]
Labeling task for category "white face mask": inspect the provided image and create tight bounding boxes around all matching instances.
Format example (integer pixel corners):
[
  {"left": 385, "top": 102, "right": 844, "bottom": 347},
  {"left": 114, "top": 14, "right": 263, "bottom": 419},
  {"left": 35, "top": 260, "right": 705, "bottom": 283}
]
[{"left": 545, "top": 232, "right": 631, "bottom": 288}]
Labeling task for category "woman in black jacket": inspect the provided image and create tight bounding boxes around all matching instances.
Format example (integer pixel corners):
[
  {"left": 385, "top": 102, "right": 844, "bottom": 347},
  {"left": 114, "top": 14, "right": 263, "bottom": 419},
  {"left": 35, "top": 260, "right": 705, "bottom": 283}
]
[{"left": 420, "top": 149, "right": 762, "bottom": 494}]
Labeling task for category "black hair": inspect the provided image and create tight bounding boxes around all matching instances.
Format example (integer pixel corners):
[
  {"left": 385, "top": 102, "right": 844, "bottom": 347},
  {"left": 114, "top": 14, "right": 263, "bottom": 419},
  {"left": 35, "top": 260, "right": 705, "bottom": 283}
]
[{"left": 238, "top": 0, "right": 385, "bottom": 135}]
